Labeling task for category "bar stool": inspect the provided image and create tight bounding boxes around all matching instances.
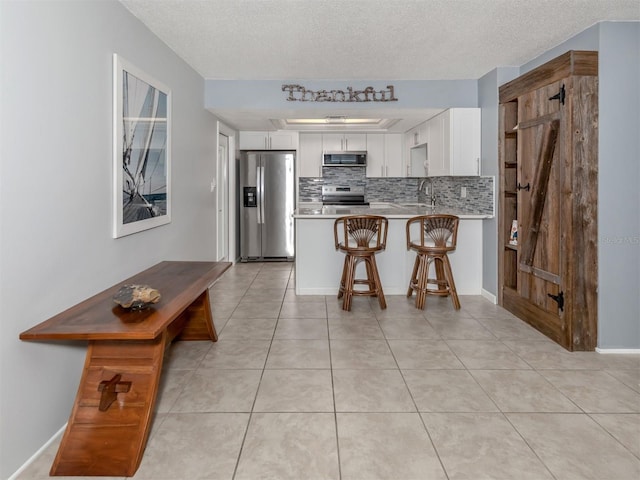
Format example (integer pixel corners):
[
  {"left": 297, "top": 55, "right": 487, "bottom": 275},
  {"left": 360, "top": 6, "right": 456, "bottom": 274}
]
[
  {"left": 334, "top": 215, "right": 388, "bottom": 311},
  {"left": 406, "top": 214, "right": 461, "bottom": 310}
]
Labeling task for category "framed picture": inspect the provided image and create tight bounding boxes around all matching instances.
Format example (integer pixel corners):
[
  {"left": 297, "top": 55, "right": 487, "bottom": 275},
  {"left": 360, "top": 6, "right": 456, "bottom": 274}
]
[{"left": 113, "top": 54, "right": 171, "bottom": 238}]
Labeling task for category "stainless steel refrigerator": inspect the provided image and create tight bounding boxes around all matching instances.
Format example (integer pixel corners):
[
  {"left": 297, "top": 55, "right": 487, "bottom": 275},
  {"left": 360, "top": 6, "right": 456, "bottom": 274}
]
[{"left": 239, "top": 151, "right": 295, "bottom": 262}]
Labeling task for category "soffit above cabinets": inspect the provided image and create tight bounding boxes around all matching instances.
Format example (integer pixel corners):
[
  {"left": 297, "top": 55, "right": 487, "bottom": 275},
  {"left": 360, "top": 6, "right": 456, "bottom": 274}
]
[{"left": 209, "top": 108, "right": 446, "bottom": 133}]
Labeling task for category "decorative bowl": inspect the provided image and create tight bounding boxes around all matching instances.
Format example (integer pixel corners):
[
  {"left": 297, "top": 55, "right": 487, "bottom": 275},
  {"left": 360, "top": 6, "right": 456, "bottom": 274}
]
[{"left": 113, "top": 284, "right": 161, "bottom": 310}]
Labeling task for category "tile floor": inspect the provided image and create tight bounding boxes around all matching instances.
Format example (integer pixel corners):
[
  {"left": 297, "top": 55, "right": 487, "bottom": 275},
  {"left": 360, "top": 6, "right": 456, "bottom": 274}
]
[{"left": 18, "top": 262, "right": 640, "bottom": 480}]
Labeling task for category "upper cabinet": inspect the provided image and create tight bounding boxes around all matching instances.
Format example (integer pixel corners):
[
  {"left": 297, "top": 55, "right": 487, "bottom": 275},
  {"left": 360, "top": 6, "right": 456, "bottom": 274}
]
[
  {"left": 408, "top": 143, "right": 428, "bottom": 177},
  {"left": 404, "top": 121, "right": 429, "bottom": 177},
  {"left": 366, "top": 133, "right": 404, "bottom": 177},
  {"left": 239, "top": 131, "right": 299, "bottom": 150},
  {"left": 405, "top": 122, "right": 428, "bottom": 148},
  {"left": 426, "top": 108, "right": 481, "bottom": 176},
  {"left": 298, "top": 133, "right": 323, "bottom": 178},
  {"left": 322, "top": 133, "right": 367, "bottom": 152}
]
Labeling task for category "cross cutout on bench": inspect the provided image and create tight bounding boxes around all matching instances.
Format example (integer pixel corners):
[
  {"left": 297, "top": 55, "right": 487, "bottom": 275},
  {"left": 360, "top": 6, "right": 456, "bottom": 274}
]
[{"left": 97, "top": 374, "right": 132, "bottom": 412}]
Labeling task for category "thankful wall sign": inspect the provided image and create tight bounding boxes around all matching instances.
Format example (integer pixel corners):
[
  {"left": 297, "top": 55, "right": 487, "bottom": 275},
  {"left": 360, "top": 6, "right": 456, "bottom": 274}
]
[{"left": 282, "top": 84, "right": 398, "bottom": 102}]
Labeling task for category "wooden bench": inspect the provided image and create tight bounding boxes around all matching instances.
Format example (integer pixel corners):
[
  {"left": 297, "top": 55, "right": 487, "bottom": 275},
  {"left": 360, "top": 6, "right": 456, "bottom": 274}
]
[{"left": 19, "top": 261, "right": 231, "bottom": 477}]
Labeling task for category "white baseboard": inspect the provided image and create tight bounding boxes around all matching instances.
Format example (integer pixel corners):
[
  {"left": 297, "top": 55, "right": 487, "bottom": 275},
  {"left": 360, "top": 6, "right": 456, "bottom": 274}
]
[
  {"left": 481, "top": 288, "right": 497, "bottom": 304},
  {"left": 596, "top": 348, "right": 640, "bottom": 354},
  {"left": 8, "top": 423, "right": 66, "bottom": 480},
  {"left": 295, "top": 287, "right": 337, "bottom": 295}
]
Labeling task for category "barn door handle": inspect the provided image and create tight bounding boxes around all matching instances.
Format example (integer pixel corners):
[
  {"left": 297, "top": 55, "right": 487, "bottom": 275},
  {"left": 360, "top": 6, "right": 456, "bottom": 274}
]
[
  {"left": 547, "top": 291, "right": 564, "bottom": 312},
  {"left": 517, "top": 182, "right": 530, "bottom": 191}
]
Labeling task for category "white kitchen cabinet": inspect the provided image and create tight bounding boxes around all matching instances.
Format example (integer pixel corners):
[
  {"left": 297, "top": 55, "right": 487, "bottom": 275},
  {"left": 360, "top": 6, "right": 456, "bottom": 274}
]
[
  {"left": 405, "top": 121, "right": 428, "bottom": 148},
  {"left": 426, "top": 113, "right": 445, "bottom": 175},
  {"left": 426, "top": 108, "right": 481, "bottom": 176},
  {"left": 239, "top": 131, "right": 299, "bottom": 150},
  {"left": 365, "top": 134, "right": 384, "bottom": 177},
  {"left": 404, "top": 121, "right": 429, "bottom": 177},
  {"left": 322, "top": 133, "right": 367, "bottom": 152},
  {"left": 384, "top": 133, "right": 404, "bottom": 177},
  {"left": 366, "top": 134, "right": 404, "bottom": 177},
  {"left": 298, "top": 133, "right": 323, "bottom": 177},
  {"left": 408, "top": 143, "right": 428, "bottom": 177}
]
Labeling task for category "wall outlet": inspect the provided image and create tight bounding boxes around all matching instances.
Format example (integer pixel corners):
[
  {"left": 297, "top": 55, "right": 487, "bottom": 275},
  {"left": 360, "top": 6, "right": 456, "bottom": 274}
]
[{"left": 460, "top": 186, "right": 467, "bottom": 198}]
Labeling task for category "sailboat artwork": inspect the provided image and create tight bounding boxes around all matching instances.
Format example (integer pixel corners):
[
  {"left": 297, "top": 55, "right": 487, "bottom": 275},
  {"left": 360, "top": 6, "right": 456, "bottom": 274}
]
[
  {"left": 113, "top": 54, "right": 171, "bottom": 238},
  {"left": 122, "top": 70, "right": 167, "bottom": 223}
]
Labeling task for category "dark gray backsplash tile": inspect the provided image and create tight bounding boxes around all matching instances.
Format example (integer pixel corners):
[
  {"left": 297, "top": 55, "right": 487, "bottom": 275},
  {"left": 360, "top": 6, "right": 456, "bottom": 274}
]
[
  {"left": 299, "top": 166, "right": 494, "bottom": 215},
  {"left": 416, "top": 176, "right": 495, "bottom": 215}
]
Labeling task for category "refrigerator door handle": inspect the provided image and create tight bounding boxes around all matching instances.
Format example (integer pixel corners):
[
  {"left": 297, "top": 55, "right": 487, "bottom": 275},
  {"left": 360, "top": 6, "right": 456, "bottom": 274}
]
[
  {"left": 261, "top": 164, "right": 266, "bottom": 225},
  {"left": 256, "top": 164, "right": 262, "bottom": 224},
  {"left": 257, "top": 164, "right": 265, "bottom": 224}
]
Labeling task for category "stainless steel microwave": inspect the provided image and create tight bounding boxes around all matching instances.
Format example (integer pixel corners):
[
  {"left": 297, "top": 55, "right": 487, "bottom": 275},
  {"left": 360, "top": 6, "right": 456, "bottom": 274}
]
[{"left": 322, "top": 151, "right": 367, "bottom": 167}]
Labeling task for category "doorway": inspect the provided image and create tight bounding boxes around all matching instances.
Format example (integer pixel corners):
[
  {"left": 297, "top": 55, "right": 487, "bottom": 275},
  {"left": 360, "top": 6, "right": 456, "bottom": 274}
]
[{"left": 217, "top": 133, "right": 229, "bottom": 261}]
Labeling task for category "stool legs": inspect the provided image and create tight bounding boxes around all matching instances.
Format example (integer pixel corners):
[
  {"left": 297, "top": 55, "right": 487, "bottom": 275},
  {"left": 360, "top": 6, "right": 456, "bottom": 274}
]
[
  {"left": 440, "top": 253, "right": 460, "bottom": 310},
  {"left": 338, "top": 253, "right": 386, "bottom": 311},
  {"left": 338, "top": 255, "right": 349, "bottom": 300},
  {"left": 407, "top": 254, "right": 420, "bottom": 297},
  {"left": 407, "top": 251, "right": 460, "bottom": 310},
  {"left": 367, "top": 255, "right": 386, "bottom": 310},
  {"left": 407, "top": 253, "right": 428, "bottom": 309},
  {"left": 344, "top": 255, "right": 357, "bottom": 311}
]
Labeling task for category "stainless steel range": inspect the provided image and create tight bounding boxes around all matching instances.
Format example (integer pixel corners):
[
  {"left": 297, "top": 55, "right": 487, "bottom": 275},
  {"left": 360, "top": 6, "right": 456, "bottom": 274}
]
[{"left": 321, "top": 185, "right": 369, "bottom": 206}]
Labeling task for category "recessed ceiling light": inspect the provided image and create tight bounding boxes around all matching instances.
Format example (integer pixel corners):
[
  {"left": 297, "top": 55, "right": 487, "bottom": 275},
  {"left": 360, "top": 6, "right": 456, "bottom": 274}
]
[
  {"left": 325, "top": 115, "right": 346, "bottom": 123},
  {"left": 283, "top": 117, "right": 383, "bottom": 125},
  {"left": 269, "top": 118, "right": 401, "bottom": 131}
]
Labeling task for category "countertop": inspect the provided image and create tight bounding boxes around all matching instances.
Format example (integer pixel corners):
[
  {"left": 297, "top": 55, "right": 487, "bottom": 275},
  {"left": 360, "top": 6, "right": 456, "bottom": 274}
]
[{"left": 294, "top": 202, "right": 493, "bottom": 219}]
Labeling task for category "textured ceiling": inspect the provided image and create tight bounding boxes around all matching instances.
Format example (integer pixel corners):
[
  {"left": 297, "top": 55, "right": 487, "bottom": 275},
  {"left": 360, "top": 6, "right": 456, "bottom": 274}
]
[{"left": 120, "top": 0, "right": 639, "bottom": 130}]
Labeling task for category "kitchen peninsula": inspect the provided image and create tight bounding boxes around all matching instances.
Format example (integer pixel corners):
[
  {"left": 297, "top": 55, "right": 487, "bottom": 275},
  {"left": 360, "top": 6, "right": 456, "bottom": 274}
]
[{"left": 294, "top": 203, "right": 491, "bottom": 297}]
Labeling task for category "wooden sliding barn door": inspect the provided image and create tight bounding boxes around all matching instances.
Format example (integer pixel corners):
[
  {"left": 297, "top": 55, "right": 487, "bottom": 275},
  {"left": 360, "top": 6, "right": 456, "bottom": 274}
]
[
  {"left": 516, "top": 80, "right": 568, "bottom": 345},
  {"left": 498, "top": 50, "right": 598, "bottom": 351}
]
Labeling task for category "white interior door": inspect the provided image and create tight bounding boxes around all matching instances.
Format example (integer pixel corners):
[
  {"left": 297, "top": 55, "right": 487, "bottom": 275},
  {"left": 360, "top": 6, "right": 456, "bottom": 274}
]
[{"left": 217, "top": 133, "right": 229, "bottom": 261}]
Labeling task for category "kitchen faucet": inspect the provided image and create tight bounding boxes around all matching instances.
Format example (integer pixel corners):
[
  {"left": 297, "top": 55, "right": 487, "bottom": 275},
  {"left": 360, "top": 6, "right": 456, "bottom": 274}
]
[
  {"left": 419, "top": 178, "right": 437, "bottom": 207},
  {"left": 428, "top": 178, "right": 437, "bottom": 207}
]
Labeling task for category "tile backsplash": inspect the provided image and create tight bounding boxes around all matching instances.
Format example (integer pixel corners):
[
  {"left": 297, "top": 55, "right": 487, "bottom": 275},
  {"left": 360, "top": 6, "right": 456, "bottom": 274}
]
[{"left": 299, "top": 166, "right": 494, "bottom": 215}]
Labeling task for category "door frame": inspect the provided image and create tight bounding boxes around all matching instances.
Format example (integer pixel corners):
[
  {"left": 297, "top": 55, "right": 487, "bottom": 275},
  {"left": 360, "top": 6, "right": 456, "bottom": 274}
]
[
  {"left": 217, "top": 133, "right": 229, "bottom": 261},
  {"left": 217, "top": 122, "right": 237, "bottom": 262}
]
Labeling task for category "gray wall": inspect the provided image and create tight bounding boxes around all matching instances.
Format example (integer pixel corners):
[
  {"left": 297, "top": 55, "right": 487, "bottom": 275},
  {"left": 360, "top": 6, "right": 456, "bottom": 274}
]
[
  {"left": 477, "top": 67, "right": 519, "bottom": 298},
  {"left": 513, "top": 22, "right": 640, "bottom": 349},
  {"left": 0, "top": 1, "right": 220, "bottom": 476},
  {"left": 597, "top": 22, "right": 640, "bottom": 348},
  {"left": 519, "top": 24, "right": 600, "bottom": 71},
  {"left": 205, "top": 79, "right": 479, "bottom": 111}
]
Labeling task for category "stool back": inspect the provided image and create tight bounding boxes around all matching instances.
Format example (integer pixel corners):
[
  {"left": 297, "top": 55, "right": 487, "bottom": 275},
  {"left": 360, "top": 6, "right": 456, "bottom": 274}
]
[
  {"left": 334, "top": 215, "right": 388, "bottom": 252},
  {"left": 406, "top": 214, "right": 459, "bottom": 250}
]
